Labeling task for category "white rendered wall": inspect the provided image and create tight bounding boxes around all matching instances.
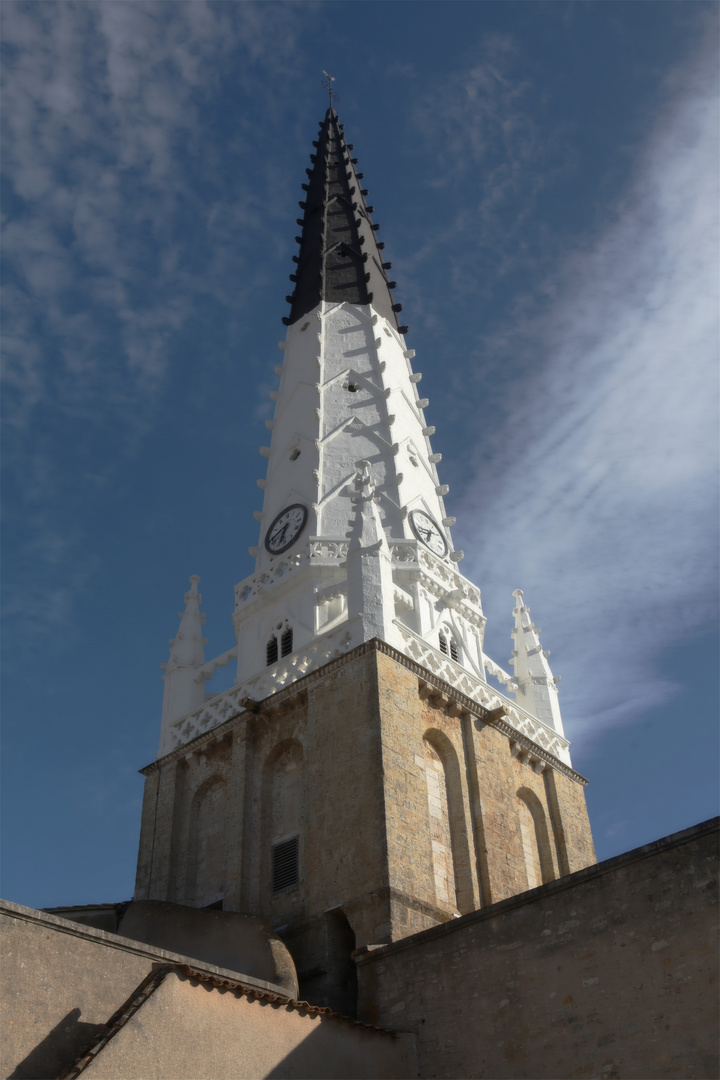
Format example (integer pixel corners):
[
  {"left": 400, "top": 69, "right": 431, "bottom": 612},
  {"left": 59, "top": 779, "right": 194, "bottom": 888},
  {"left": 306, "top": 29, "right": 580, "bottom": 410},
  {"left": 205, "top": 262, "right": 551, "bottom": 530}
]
[
  {"left": 233, "top": 300, "right": 485, "bottom": 685},
  {"left": 155, "top": 299, "right": 571, "bottom": 768}
]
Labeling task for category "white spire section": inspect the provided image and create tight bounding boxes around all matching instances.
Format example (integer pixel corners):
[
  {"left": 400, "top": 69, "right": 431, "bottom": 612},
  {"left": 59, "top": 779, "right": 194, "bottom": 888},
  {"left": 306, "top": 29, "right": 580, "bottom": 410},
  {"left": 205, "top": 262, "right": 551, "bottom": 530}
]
[
  {"left": 510, "top": 589, "right": 564, "bottom": 737},
  {"left": 159, "top": 576, "right": 207, "bottom": 755},
  {"left": 153, "top": 109, "right": 577, "bottom": 770},
  {"left": 232, "top": 300, "right": 489, "bottom": 685}
]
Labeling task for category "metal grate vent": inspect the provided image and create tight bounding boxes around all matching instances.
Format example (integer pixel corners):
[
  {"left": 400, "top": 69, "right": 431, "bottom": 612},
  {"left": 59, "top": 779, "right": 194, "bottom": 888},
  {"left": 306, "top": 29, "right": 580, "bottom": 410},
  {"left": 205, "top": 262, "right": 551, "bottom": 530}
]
[{"left": 272, "top": 835, "right": 299, "bottom": 893}]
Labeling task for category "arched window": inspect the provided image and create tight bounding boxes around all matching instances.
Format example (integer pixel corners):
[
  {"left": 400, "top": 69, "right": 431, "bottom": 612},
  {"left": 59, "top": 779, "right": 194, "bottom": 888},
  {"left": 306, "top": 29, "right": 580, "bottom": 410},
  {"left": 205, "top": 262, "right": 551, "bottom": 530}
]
[
  {"left": 516, "top": 787, "right": 555, "bottom": 888},
  {"left": 266, "top": 621, "right": 293, "bottom": 666},
  {"left": 281, "top": 625, "right": 293, "bottom": 656},
  {"left": 439, "top": 628, "right": 460, "bottom": 662}
]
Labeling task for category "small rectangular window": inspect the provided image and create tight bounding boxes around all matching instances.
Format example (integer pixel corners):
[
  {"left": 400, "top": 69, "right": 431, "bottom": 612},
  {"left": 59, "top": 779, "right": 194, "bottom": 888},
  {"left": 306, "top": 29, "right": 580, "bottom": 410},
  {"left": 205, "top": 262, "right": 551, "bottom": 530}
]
[
  {"left": 281, "top": 627, "right": 293, "bottom": 657},
  {"left": 267, "top": 636, "right": 279, "bottom": 665},
  {"left": 272, "top": 835, "right": 299, "bottom": 893}
]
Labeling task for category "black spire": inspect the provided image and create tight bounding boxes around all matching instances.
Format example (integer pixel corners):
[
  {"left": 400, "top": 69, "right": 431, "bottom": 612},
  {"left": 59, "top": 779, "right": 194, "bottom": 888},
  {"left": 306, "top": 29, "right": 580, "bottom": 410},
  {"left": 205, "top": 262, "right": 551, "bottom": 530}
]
[{"left": 284, "top": 109, "right": 406, "bottom": 332}]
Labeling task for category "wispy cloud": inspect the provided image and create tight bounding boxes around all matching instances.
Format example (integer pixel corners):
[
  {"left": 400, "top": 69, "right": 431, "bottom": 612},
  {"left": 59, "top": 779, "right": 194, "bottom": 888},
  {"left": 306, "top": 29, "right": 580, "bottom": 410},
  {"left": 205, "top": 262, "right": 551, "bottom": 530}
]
[
  {"left": 401, "top": 31, "right": 564, "bottom": 314},
  {"left": 458, "top": 46, "right": 719, "bottom": 748},
  {"left": 1, "top": 2, "right": 310, "bottom": 656},
  {"left": 2, "top": 2, "right": 306, "bottom": 441}
]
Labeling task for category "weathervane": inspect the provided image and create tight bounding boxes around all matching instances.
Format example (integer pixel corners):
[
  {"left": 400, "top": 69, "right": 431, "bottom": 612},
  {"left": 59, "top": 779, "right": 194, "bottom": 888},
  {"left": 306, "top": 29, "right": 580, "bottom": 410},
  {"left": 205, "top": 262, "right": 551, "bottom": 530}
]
[{"left": 321, "top": 70, "right": 338, "bottom": 110}]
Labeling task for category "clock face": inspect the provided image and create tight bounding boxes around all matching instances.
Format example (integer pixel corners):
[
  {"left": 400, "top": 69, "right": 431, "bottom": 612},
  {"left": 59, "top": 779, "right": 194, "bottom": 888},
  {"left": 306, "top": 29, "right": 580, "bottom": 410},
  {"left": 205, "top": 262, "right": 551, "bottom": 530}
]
[
  {"left": 264, "top": 504, "right": 308, "bottom": 555},
  {"left": 409, "top": 510, "right": 448, "bottom": 557}
]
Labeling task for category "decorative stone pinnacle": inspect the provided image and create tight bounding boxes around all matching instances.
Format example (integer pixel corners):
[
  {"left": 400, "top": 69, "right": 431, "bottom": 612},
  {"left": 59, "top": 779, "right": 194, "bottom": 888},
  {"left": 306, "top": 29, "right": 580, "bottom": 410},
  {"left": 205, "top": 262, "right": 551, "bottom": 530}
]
[
  {"left": 354, "top": 460, "right": 376, "bottom": 500},
  {"left": 159, "top": 575, "right": 209, "bottom": 754},
  {"left": 510, "top": 588, "right": 564, "bottom": 737}
]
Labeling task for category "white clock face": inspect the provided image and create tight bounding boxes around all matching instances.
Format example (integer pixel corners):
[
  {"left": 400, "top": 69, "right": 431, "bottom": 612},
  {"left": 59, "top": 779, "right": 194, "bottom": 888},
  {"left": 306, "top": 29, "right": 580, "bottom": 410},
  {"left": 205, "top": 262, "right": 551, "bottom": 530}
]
[
  {"left": 265, "top": 504, "right": 308, "bottom": 554},
  {"left": 409, "top": 510, "right": 447, "bottom": 557}
]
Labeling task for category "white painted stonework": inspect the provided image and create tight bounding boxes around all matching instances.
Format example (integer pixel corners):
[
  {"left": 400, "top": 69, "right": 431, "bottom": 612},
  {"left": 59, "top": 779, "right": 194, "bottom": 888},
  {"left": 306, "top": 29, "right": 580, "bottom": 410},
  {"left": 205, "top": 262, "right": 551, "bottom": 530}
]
[
  {"left": 232, "top": 299, "right": 470, "bottom": 681},
  {"left": 157, "top": 300, "right": 570, "bottom": 767},
  {"left": 510, "top": 589, "right": 564, "bottom": 736},
  {"left": 159, "top": 576, "right": 207, "bottom": 750}
]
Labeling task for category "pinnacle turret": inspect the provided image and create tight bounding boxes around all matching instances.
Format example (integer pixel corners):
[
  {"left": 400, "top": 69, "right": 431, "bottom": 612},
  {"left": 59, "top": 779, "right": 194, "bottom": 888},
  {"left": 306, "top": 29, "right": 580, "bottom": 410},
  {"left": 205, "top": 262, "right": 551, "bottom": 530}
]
[
  {"left": 285, "top": 109, "right": 407, "bottom": 333},
  {"left": 510, "top": 589, "right": 564, "bottom": 736},
  {"left": 345, "top": 461, "right": 396, "bottom": 643},
  {"left": 159, "top": 575, "right": 208, "bottom": 754}
]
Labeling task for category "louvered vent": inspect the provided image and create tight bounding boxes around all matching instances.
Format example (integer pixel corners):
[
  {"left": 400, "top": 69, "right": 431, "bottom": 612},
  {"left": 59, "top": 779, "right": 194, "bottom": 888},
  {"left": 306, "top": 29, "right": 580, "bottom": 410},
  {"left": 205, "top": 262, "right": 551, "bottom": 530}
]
[
  {"left": 281, "top": 626, "right": 293, "bottom": 657},
  {"left": 439, "top": 632, "right": 448, "bottom": 655},
  {"left": 267, "top": 636, "right": 279, "bottom": 665},
  {"left": 450, "top": 640, "right": 459, "bottom": 663},
  {"left": 272, "top": 835, "right": 299, "bottom": 893}
]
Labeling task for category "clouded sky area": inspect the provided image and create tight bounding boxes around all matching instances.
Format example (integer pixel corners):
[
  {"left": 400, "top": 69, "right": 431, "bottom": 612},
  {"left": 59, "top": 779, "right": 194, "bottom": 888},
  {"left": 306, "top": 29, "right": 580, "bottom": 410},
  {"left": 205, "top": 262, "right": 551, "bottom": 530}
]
[{"left": 2, "top": 2, "right": 718, "bottom": 907}]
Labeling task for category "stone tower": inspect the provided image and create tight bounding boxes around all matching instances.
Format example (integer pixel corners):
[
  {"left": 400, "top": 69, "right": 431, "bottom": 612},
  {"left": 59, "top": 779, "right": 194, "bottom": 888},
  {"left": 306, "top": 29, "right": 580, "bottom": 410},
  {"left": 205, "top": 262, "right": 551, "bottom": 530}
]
[{"left": 134, "top": 108, "right": 596, "bottom": 1012}]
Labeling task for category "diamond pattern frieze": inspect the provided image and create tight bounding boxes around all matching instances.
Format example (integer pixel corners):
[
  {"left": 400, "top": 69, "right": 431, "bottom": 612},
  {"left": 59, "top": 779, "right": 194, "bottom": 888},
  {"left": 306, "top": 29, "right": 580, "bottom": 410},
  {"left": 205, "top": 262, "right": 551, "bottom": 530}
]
[
  {"left": 168, "top": 623, "right": 356, "bottom": 751},
  {"left": 395, "top": 622, "right": 570, "bottom": 764}
]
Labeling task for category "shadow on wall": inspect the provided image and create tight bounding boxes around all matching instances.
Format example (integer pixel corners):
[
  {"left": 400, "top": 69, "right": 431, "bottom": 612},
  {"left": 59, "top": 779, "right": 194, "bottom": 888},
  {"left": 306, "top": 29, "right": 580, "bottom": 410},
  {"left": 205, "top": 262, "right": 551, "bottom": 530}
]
[
  {"left": 263, "top": 1014, "right": 417, "bottom": 1080},
  {"left": 8, "top": 1008, "right": 103, "bottom": 1080}
]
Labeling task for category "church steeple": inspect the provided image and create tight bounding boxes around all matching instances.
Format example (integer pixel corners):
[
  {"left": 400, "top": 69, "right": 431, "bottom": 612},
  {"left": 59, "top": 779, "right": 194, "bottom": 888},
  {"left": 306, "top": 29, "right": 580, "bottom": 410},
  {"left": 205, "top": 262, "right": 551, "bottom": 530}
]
[
  {"left": 227, "top": 107, "right": 490, "bottom": 696},
  {"left": 155, "top": 108, "right": 575, "bottom": 776},
  {"left": 136, "top": 104, "right": 596, "bottom": 996},
  {"left": 285, "top": 109, "right": 407, "bottom": 334}
]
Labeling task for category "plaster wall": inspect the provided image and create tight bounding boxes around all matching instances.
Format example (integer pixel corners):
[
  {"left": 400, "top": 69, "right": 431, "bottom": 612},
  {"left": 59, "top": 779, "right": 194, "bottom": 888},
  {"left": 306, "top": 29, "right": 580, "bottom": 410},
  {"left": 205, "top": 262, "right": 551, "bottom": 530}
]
[
  {"left": 0, "top": 901, "right": 293, "bottom": 1080},
  {"left": 77, "top": 970, "right": 417, "bottom": 1080},
  {"left": 357, "top": 819, "right": 719, "bottom": 1080}
]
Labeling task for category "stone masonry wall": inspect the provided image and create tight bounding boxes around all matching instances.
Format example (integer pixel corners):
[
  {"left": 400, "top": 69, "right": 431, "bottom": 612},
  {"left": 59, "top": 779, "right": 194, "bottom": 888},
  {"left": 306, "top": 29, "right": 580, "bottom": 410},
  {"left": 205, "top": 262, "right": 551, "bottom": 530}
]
[
  {"left": 357, "top": 818, "right": 719, "bottom": 1080},
  {"left": 374, "top": 649, "right": 594, "bottom": 936},
  {"left": 134, "top": 640, "right": 596, "bottom": 1011}
]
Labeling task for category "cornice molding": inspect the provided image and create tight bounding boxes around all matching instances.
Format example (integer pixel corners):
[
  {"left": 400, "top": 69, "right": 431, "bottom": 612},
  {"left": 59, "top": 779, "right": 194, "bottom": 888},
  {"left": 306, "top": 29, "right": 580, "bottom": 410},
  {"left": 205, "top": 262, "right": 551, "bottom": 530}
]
[{"left": 143, "top": 638, "right": 587, "bottom": 786}]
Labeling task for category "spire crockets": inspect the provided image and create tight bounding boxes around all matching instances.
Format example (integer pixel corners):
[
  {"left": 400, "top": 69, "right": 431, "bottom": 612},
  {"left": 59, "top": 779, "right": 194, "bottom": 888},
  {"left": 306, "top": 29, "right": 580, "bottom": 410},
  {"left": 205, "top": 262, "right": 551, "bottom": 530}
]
[
  {"left": 285, "top": 109, "right": 407, "bottom": 334},
  {"left": 159, "top": 576, "right": 207, "bottom": 752},
  {"left": 231, "top": 107, "right": 478, "bottom": 686},
  {"left": 510, "top": 589, "right": 564, "bottom": 736}
]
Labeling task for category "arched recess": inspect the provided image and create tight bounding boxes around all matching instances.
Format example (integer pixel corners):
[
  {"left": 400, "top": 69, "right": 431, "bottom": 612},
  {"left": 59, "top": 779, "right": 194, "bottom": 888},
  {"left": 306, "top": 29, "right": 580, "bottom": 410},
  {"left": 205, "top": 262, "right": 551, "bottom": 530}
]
[
  {"left": 516, "top": 786, "right": 555, "bottom": 888},
  {"left": 262, "top": 739, "right": 304, "bottom": 897},
  {"left": 187, "top": 775, "right": 227, "bottom": 907},
  {"left": 423, "top": 729, "right": 474, "bottom": 915}
]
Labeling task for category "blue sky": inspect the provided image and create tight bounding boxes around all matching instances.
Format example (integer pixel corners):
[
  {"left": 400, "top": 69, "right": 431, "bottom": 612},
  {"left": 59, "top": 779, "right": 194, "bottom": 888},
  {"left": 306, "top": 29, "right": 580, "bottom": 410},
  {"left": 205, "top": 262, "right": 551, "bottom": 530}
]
[{"left": 2, "top": 2, "right": 718, "bottom": 908}]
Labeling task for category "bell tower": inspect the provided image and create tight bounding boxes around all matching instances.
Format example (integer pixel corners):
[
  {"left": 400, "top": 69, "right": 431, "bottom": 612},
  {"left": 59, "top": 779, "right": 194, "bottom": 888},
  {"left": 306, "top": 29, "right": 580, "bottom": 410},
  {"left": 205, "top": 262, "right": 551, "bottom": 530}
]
[{"left": 134, "top": 108, "right": 596, "bottom": 1012}]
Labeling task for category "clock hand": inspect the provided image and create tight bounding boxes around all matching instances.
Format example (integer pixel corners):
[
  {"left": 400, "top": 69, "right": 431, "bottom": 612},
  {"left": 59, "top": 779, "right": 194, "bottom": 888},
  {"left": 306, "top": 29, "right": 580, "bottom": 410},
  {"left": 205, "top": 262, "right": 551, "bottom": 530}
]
[{"left": 271, "top": 522, "right": 289, "bottom": 544}]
